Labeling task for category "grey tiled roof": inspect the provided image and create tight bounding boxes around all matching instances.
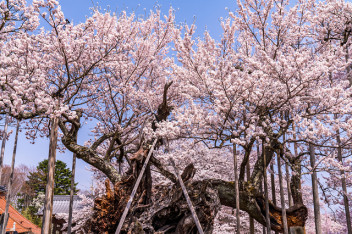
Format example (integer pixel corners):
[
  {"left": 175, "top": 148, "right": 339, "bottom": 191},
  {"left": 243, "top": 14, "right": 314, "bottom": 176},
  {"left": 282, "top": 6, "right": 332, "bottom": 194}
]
[
  {"left": 0, "top": 186, "right": 6, "bottom": 193},
  {"left": 37, "top": 195, "right": 83, "bottom": 215}
]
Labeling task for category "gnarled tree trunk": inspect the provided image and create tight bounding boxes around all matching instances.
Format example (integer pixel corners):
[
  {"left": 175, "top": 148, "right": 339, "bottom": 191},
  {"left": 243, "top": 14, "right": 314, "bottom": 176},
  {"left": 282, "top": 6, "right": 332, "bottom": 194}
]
[{"left": 86, "top": 160, "right": 308, "bottom": 233}]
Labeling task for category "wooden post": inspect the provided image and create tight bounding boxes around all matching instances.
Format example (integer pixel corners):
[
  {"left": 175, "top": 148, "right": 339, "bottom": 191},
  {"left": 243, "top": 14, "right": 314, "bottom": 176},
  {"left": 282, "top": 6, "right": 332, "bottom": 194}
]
[
  {"left": 246, "top": 160, "right": 255, "bottom": 234},
  {"left": 277, "top": 150, "right": 288, "bottom": 234},
  {"left": 169, "top": 158, "right": 204, "bottom": 234},
  {"left": 309, "top": 144, "right": 322, "bottom": 234},
  {"left": 42, "top": 116, "right": 59, "bottom": 234},
  {"left": 270, "top": 162, "right": 277, "bottom": 206},
  {"left": 285, "top": 162, "right": 293, "bottom": 207},
  {"left": 292, "top": 123, "right": 304, "bottom": 233},
  {"left": 270, "top": 159, "right": 278, "bottom": 234},
  {"left": 257, "top": 141, "right": 266, "bottom": 234},
  {"left": 289, "top": 226, "right": 304, "bottom": 234},
  {"left": 233, "top": 143, "right": 241, "bottom": 234},
  {"left": 0, "top": 115, "right": 9, "bottom": 184},
  {"left": 67, "top": 140, "right": 77, "bottom": 234},
  {"left": 115, "top": 139, "right": 157, "bottom": 234},
  {"left": 336, "top": 128, "right": 352, "bottom": 234},
  {"left": 1, "top": 120, "right": 19, "bottom": 234},
  {"left": 263, "top": 141, "right": 271, "bottom": 234}
]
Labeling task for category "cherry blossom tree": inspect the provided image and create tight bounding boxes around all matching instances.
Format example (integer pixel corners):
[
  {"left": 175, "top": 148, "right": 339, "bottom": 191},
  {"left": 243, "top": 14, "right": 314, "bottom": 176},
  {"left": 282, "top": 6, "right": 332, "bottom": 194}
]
[
  {"left": 169, "top": 0, "right": 352, "bottom": 231},
  {"left": 1, "top": 0, "right": 352, "bottom": 232}
]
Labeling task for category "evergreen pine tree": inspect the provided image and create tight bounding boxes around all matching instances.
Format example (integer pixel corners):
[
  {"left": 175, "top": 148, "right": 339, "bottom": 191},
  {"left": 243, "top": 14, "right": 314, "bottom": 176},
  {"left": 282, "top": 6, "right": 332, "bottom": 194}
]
[{"left": 26, "top": 159, "right": 78, "bottom": 195}]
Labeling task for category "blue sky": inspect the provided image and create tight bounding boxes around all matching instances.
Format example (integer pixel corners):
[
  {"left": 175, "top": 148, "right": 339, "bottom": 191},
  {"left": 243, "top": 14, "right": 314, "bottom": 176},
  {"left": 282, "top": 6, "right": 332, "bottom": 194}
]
[{"left": 2, "top": 0, "right": 237, "bottom": 191}]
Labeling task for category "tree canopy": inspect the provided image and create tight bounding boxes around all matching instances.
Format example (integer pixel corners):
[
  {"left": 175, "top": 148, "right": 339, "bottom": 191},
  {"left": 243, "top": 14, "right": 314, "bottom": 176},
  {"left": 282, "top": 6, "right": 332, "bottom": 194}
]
[{"left": 1, "top": 0, "right": 352, "bottom": 232}]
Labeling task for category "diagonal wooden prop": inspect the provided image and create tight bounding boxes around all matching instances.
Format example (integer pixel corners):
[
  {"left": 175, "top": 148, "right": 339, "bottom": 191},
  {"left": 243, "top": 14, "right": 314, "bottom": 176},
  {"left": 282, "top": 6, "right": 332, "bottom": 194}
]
[
  {"left": 115, "top": 138, "right": 158, "bottom": 234},
  {"left": 169, "top": 158, "right": 204, "bottom": 234}
]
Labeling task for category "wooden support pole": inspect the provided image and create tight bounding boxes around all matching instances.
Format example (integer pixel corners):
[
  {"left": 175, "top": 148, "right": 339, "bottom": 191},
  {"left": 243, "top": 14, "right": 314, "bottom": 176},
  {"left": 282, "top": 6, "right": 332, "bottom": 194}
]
[
  {"left": 115, "top": 139, "right": 157, "bottom": 234},
  {"left": 336, "top": 129, "right": 352, "bottom": 234},
  {"left": 285, "top": 162, "right": 292, "bottom": 208},
  {"left": 309, "top": 144, "right": 322, "bottom": 234},
  {"left": 257, "top": 141, "right": 266, "bottom": 234},
  {"left": 42, "top": 116, "right": 59, "bottom": 234},
  {"left": 277, "top": 151, "right": 288, "bottom": 234},
  {"left": 246, "top": 159, "right": 255, "bottom": 234},
  {"left": 270, "top": 159, "right": 278, "bottom": 234},
  {"left": 270, "top": 161, "right": 277, "bottom": 206},
  {"left": 169, "top": 158, "right": 204, "bottom": 234},
  {"left": 233, "top": 143, "right": 241, "bottom": 234},
  {"left": 0, "top": 115, "right": 9, "bottom": 184},
  {"left": 1, "top": 120, "right": 19, "bottom": 234},
  {"left": 263, "top": 141, "right": 271, "bottom": 234},
  {"left": 67, "top": 134, "right": 77, "bottom": 234},
  {"left": 289, "top": 226, "right": 304, "bottom": 234}
]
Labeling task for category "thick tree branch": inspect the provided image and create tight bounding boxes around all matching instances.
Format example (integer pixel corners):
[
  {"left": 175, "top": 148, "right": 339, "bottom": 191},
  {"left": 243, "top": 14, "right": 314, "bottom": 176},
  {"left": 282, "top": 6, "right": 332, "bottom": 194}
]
[
  {"left": 58, "top": 119, "right": 120, "bottom": 184},
  {"left": 209, "top": 179, "right": 308, "bottom": 232},
  {"left": 150, "top": 156, "right": 177, "bottom": 183}
]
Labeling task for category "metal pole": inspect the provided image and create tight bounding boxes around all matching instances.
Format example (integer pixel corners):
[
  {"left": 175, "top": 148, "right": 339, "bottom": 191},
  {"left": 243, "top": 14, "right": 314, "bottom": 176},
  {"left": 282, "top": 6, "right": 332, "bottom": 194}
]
[{"left": 115, "top": 139, "right": 157, "bottom": 234}]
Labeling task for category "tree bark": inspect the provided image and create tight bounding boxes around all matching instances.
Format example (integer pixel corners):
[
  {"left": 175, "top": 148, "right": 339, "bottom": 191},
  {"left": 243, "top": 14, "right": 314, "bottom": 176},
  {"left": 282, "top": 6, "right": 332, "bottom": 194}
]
[
  {"left": 0, "top": 120, "right": 19, "bottom": 234},
  {"left": 0, "top": 115, "right": 8, "bottom": 185},
  {"left": 41, "top": 116, "right": 59, "bottom": 234},
  {"left": 59, "top": 120, "right": 121, "bottom": 184},
  {"left": 212, "top": 179, "right": 307, "bottom": 231},
  {"left": 89, "top": 175, "right": 308, "bottom": 233},
  {"left": 309, "top": 144, "right": 322, "bottom": 234}
]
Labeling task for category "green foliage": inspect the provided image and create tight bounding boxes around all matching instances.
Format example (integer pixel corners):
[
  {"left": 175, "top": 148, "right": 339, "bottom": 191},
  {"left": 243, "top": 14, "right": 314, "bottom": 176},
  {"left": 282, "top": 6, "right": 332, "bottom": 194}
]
[
  {"left": 22, "top": 206, "right": 42, "bottom": 227},
  {"left": 26, "top": 159, "right": 78, "bottom": 195},
  {"left": 19, "top": 160, "right": 79, "bottom": 225}
]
